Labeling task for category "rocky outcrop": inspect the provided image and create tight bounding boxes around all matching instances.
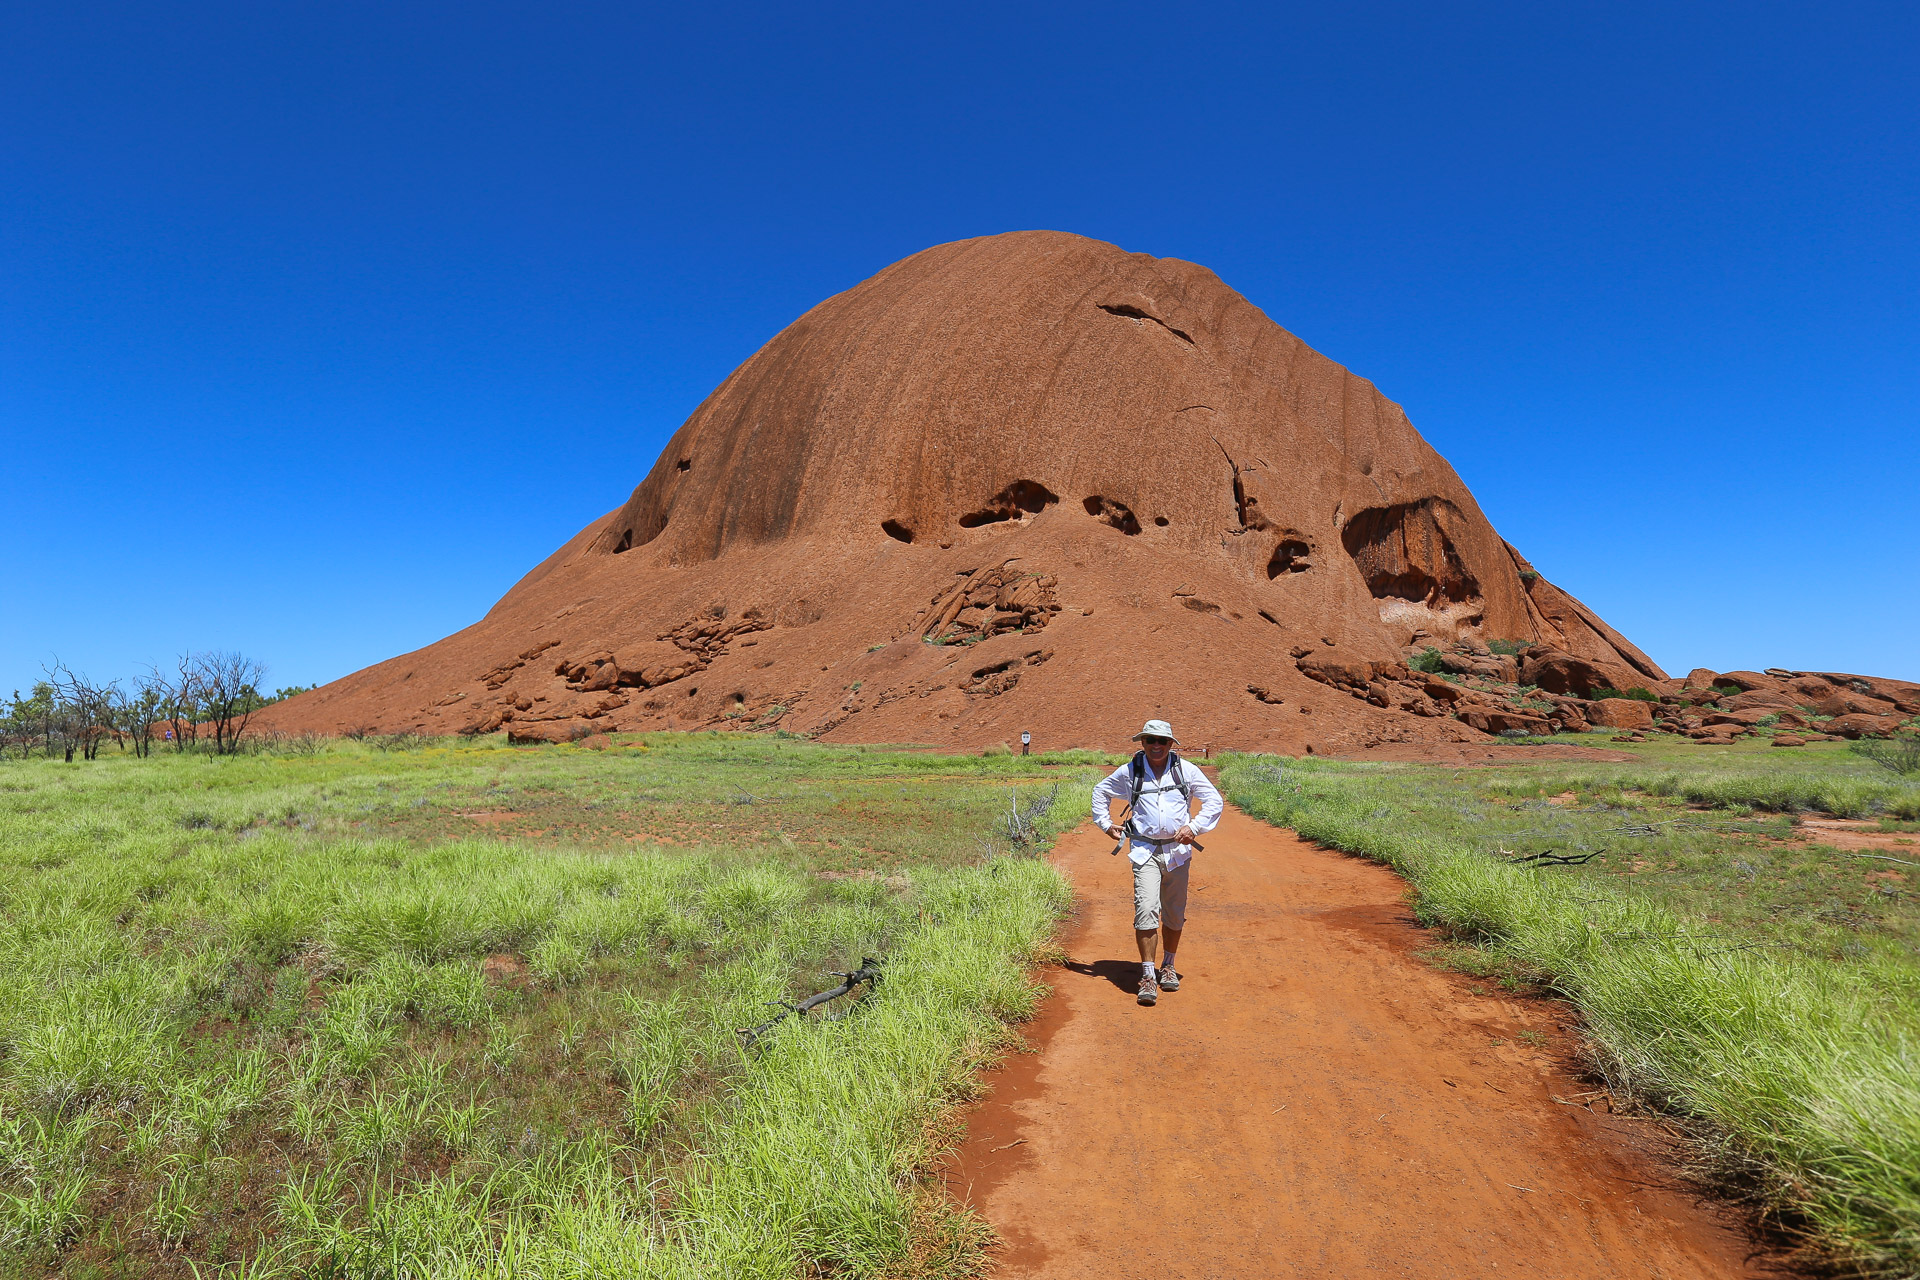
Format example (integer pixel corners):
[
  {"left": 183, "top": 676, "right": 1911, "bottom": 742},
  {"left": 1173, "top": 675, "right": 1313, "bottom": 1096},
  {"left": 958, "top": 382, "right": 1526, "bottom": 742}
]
[
  {"left": 260, "top": 231, "right": 1699, "bottom": 753},
  {"left": 1585, "top": 699, "right": 1654, "bottom": 731},
  {"left": 1275, "top": 643, "right": 1920, "bottom": 747},
  {"left": 1519, "top": 650, "right": 1634, "bottom": 700},
  {"left": 916, "top": 564, "right": 1060, "bottom": 644}
]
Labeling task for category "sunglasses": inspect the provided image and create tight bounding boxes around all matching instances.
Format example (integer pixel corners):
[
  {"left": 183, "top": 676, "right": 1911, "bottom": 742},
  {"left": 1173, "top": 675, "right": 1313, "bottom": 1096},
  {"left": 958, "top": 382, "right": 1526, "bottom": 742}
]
[{"left": 1140, "top": 736, "right": 1172, "bottom": 746}]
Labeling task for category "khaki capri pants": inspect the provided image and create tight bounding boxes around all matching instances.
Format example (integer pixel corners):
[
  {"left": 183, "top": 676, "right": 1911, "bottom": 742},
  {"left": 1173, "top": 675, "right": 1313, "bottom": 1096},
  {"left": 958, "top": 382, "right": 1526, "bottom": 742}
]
[{"left": 1131, "top": 847, "right": 1191, "bottom": 931}]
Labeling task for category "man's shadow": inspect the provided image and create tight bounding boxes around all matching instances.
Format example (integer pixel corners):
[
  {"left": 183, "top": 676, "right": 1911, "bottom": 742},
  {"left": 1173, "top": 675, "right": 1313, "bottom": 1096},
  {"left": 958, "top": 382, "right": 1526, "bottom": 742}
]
[{"left": 1063, "top": 958, "right": 1145, "bottom": 994}]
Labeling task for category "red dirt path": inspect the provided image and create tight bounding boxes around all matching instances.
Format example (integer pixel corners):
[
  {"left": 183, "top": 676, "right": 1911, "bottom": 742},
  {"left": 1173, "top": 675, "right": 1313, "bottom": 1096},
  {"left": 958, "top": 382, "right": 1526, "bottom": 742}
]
[{"left": 948, "top": 808, "right": 1783, "bottom": 1279}]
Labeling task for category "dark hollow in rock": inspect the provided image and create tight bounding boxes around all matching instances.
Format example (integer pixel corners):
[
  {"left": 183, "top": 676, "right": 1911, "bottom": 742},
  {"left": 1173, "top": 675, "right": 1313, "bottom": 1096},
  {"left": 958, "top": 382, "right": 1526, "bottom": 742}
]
[
  {"left": 881, "top": 520, "right": 914, "bottom": 544},
  {"left": 959, "top": 480, "right": 1060, "bottom": 528},
  {"left": 1082, "top": 495, "right": 1142, "bottom": 535},
  {"left": 606, "top": 508, "right": 665, "bottom": 554},
  {"left": 1267, "top": 539, "right": 1312, "bottom": 578},
  {"left": 1341, "top": 500, "right": 1480, "bottom": 605},
  {"left": 1229, "top": 469, "right": 1256, "bottom": 529},
  {"left": 1096, "top": 302, "right": 1194, "bottom": 345},
  {"left": 960, "top": 648, "right": 1052, "bottom": 697}
]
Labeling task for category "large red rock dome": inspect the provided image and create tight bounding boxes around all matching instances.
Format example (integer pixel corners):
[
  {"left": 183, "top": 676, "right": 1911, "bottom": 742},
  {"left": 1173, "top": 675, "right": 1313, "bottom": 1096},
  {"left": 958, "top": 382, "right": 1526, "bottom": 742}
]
[{"left": 268, "top": 231, "right": 1665, "bottom": 753}]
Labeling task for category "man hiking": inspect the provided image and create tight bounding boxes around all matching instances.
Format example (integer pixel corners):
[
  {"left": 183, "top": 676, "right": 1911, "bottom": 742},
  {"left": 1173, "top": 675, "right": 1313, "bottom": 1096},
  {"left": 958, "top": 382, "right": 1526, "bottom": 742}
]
[{"left": 1092, "top": 720, "right": 1224, "bottom": 1006}]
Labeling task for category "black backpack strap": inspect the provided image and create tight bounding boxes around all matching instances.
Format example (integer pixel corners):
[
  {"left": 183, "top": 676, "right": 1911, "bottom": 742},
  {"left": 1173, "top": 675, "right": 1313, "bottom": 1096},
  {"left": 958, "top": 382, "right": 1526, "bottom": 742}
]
[{"left": 1130, "top": 751, "right": 1191, "bottom": 805}]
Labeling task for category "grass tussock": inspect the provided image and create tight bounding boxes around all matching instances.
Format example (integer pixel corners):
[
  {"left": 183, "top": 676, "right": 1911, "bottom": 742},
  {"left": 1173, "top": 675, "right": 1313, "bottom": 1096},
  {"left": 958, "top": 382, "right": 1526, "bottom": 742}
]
[
  {"left": 1221, "top": 748, "right": 1920, "bottom": 1275},
  {"left": 0, "top": 733, "right": 1099, "bottom": 1277}
]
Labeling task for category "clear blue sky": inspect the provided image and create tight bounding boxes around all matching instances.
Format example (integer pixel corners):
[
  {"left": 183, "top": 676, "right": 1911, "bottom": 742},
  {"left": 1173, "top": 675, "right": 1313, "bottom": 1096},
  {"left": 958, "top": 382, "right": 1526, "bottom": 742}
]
[{"left": 4, "top": 1, "right": 1915, "bottom": 695}]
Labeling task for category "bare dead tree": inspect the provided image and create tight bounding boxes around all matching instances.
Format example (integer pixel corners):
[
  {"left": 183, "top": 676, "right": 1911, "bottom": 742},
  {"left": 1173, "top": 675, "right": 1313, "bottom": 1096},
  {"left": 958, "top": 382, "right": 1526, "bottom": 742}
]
[
  {"left": 46, "top": 662, "right": 119, "bottom": 762},
  {"left": 195, "top": 651, "right": 268, "bottom": 755},
  {"left": 163, "top": 653, "right": 202, "bottom": 752},
  {"left": 123, "top": 671, "right": 168, "bottom": 758}
]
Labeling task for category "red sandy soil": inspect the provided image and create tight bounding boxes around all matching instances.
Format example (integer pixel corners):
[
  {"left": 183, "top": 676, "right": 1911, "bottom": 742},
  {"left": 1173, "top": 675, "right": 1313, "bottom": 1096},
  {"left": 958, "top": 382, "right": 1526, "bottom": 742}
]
[
  {"left": 1793, "top": 817, "right": 1919, "bottom": 856},
  {"left": 1342, "top": 741, "right": 1639, "bottom": 765},
  {"left": 948, "top": 809, "right": 1786, "bottom": 1279}
]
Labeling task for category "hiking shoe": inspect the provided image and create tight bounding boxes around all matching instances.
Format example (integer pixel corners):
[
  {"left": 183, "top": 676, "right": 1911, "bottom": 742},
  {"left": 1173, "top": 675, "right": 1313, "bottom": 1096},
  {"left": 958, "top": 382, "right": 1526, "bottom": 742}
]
[
  {"left": 1157, "top": 965, "right": 1180, "bottom": 992},
  {"left": 1137, "top": 970, "right": 1159, "bottom": 1006}
]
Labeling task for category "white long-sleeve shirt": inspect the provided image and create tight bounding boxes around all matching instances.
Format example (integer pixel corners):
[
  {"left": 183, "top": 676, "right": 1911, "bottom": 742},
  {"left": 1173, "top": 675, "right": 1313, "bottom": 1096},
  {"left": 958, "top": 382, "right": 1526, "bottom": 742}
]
[{"left": 1090, "top": 755, "right": 1224, "bottom": 870}]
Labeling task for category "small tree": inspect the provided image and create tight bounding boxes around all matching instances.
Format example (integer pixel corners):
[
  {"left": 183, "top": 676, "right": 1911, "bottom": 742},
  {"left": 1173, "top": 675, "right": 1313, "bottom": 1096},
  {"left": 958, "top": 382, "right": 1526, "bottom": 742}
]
[
  {"left": 195, "top": 651, "right": 268, "bottom": 755},
  {"left": 0, "top": 689, "right": 38, "bottom": 760},
  {"left": 11, "top": 681, "right": 59, "bottom": 758},
  {"left": 122, "top": 672, "right": 168, "bottom": 758},
  {"left": 41, "top": 675, "right": 79, "bottom": 761},
  {"left": 47, "top": 663, "right": 120, "bottom": 761},
  {"left": 160, "top": 654, "right": 202, "bottom": 751}
]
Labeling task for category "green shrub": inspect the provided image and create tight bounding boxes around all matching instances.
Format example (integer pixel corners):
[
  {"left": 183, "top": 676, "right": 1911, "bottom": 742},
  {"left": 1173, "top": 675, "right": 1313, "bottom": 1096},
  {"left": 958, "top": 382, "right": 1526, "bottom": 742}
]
[
  {"left": 1853, "top": 733, "right": 1920, "bottom": 777},
  {"left": 1409, "top": 647, "right": 1445, "bottom": 674},
  {"left": 1486, "top": 638, "right": 1534, "bottom": 657},
  {"left": 1592, "top": 687, "right": 1660, "bottom": 702}
]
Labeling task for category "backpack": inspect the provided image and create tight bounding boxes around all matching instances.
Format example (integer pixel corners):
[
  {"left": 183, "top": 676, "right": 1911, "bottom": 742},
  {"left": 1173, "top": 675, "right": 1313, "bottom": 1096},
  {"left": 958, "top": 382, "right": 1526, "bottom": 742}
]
[{"left": 1127, "top": 751, "right": 1191, "bottom": 811}]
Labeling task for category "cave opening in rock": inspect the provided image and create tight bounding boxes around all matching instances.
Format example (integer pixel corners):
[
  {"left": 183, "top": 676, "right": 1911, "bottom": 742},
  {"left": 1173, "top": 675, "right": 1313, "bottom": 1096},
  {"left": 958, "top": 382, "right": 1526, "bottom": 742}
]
[
  {"left": 608, "top": 510, "right": 666, "bottom": 555},
  {"left": 881, "top": 519, "right": 914, "bottom": 544},
  {"left": 1340, "top": 500, "right": 1481, "bottom": 608},
  {"left": 1082, "top": 495, "right": 1141, "bottom": 535},
  {"left": 1267, "top": 539, "right": 1311, "bottom": 578},
  {"left": 959, "top": 480, "right": 1060, "bottom": 527}
]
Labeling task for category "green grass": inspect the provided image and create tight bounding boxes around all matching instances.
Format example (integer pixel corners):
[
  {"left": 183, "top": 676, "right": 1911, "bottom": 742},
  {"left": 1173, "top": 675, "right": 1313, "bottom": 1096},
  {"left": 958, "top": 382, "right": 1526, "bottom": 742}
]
[
  {"left": 0, "top": 733, "right": 1105, "bottom": 1278},
  {"left": 1221, "top": 743, "right": 1920, "bottom": 1275}
]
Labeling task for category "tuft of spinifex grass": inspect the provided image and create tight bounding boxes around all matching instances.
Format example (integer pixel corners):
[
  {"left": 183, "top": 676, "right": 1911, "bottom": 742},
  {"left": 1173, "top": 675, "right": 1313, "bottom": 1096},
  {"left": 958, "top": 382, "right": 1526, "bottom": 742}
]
[{"left": 1222, "top": 752, "right": 1920, "bottom": 1274}]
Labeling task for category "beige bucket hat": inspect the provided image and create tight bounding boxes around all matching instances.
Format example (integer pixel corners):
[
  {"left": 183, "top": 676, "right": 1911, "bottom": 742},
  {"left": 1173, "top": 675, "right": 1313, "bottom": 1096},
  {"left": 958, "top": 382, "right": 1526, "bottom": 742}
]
[{"left": 1131, "top": 719, "right": 1179, "bottom": 743}]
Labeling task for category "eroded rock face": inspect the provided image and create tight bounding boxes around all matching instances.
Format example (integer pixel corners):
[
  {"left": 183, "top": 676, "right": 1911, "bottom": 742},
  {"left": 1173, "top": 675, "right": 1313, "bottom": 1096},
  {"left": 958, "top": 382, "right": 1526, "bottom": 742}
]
[
  {"left": 1520, "top": 650, "right": 1637, "bottom": 700},
  {"left": 1341, "top": 499, "right": 1483, "bottom": 635},
  {"left": 1586, "top": 699, "right": 1655, "bottom": 731},
  {"left": 258, "top": 231, "right": 1681, "bottom": 753}
]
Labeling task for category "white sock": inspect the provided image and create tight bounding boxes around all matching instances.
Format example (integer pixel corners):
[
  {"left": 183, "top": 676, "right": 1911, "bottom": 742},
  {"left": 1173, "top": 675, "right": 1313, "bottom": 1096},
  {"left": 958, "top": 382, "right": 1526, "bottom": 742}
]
[
  {"left": 1142, "top": 960, "right": 1157, "bottom": 974},
  {"left": 1161, "top": 952, "right": 1177, "bottom": 970}
]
